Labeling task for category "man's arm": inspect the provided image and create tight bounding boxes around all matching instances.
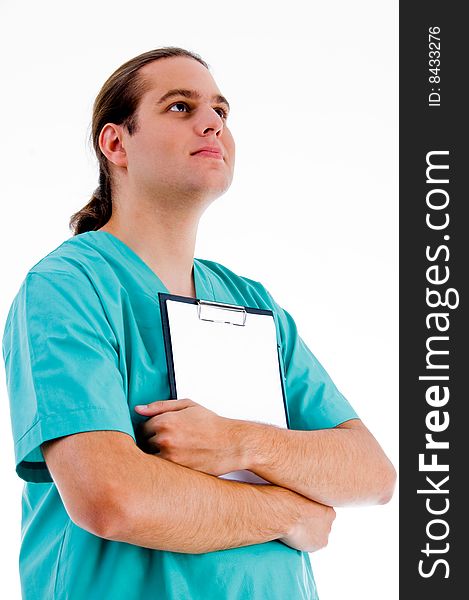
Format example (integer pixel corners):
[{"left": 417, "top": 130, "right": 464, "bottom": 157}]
[
  {"left": 42, "top": 430, "right": 335, "bottom": 554},
  {"left": 134, "top": 401, "right": 396, "bottom": 508},
  {"left": 232, "top": 418, "right": 397, "bottom": 507}
]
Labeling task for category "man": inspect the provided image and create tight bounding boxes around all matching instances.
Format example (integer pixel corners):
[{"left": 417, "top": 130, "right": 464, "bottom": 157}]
[{"left": 2, "top": 47, "right": 396, "bottom": 599}]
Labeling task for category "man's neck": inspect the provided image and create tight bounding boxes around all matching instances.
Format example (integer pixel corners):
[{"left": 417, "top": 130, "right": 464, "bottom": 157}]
[{"left": 98, "top": 210, "right": 200, "bottom": 298}]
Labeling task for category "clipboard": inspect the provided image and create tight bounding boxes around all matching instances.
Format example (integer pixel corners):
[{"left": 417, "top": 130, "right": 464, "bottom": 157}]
[{"left": 158, "top": 293, "right": 290, "bottom": 484}]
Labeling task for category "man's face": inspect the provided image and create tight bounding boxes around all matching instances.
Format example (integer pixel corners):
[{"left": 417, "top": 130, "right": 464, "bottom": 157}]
[{"left": 118, "top": 56, "right": 235, "bottom": 206}]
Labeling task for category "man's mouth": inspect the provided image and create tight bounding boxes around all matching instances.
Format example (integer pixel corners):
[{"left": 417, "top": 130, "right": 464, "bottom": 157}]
[{"left": 191, "top": 145, "right": 223, "bottom": 159}]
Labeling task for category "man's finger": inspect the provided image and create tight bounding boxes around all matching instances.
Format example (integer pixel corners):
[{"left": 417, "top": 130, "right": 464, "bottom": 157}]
[
  {"left": 138, "top": 417, "right": 160, "bottom": 440},
  {"left": 134, "top": 398, "right": 195, "bottom": 415}
]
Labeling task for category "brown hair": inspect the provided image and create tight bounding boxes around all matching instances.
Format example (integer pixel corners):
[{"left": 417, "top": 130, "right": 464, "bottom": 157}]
[{"left": 69, "top": 47, "right": 209, "bottom": 235}]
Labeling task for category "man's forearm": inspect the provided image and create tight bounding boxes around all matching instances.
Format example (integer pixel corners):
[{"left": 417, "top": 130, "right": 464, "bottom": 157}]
[
  {"left": 233, "top": 419, "right": 396, "bottom": 507},
  {"left": 104, "top": 445, "right": 313, "bottom": 554}
]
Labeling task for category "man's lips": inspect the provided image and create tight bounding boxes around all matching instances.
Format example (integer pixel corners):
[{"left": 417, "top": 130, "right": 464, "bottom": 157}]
[{"left": 191, "top": 146, "right": 223, "bottom": 159}]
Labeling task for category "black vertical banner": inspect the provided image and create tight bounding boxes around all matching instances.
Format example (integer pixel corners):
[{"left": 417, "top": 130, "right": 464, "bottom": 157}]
[{"left": 400, "top": 3, "right": 465, "bottom": 597}]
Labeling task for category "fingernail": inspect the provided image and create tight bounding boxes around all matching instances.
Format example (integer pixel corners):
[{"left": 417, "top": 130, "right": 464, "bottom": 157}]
[{"left": 134, "top": 404, "right": 148, "bottom": 411}]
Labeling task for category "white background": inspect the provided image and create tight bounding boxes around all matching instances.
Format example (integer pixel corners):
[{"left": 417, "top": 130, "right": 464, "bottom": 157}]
[{"left": 0, "top": 1, "right": 398, "bottom": 598}]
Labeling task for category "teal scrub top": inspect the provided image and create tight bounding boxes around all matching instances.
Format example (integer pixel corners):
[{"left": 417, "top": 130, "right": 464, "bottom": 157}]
[{"left": 2, "top": 231, "right": 359, "bottom": 600}]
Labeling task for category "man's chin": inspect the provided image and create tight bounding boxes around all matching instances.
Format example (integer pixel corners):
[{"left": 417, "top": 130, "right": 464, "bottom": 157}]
[{"left": 185, "top": 176, "right": 232, "bottom": 200}]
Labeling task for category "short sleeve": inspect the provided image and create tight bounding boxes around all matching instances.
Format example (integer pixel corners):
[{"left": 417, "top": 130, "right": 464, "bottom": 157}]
[
  {"left": 2, "top": 270, "right": 136, "bottom": 483},
  {"left": 262, "top": 287, "right": 359, "bottom": 430}
]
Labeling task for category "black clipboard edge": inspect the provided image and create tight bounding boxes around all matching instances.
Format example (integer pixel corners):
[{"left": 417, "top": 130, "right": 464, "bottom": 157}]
[{"left": 158, "top": 292, "right": 291, "bottom": 429}]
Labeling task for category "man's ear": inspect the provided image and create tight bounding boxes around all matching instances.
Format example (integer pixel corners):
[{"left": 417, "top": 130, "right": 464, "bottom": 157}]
[{"left": 98, "top": 123, "right": 128, "bottom": 168}]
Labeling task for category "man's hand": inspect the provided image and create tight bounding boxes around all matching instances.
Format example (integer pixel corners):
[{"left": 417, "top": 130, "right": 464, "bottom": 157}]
[
  {"left": 134, "top": 398, "right": 245, "bottom": 477},
  {"left": 279, "top": 496, "right": 336, "bottom": 553}
]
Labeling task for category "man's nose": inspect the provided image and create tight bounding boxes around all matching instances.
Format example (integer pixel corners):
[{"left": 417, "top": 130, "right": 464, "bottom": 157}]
[{"left": 194, "top": 105, "right": 224, "bottom": 136}]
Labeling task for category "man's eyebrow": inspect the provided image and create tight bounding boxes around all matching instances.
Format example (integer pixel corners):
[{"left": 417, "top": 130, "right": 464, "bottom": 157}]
[{"left": 156, "top": 88, "right": 230, "bottom": 112}]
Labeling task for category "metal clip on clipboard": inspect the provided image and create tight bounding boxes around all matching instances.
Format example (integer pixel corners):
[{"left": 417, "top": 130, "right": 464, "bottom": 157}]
[{"left": 197, "top": 299, "right": 247, "bottom": 326}]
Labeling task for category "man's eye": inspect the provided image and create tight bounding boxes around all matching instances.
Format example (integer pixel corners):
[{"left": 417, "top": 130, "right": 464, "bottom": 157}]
[
  {"left": 214, "top": 107, "right": 228, "bottom": 120},
  {"left": 168, "top": 102, "right": 228, "bottom": 120},
  {"left": 169, "top": 102, "right": 190, "bottom": 113}
]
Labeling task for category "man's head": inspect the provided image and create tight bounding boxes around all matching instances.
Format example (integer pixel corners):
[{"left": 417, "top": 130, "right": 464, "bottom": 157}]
[{"left": 70, "top": 47, "right": 235, "bottom": 234}]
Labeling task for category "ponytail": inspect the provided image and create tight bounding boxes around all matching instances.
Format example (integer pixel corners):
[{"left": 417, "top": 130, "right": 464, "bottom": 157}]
[{"left": 69, "top": 167, "right": 112, "bottom": 235}]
